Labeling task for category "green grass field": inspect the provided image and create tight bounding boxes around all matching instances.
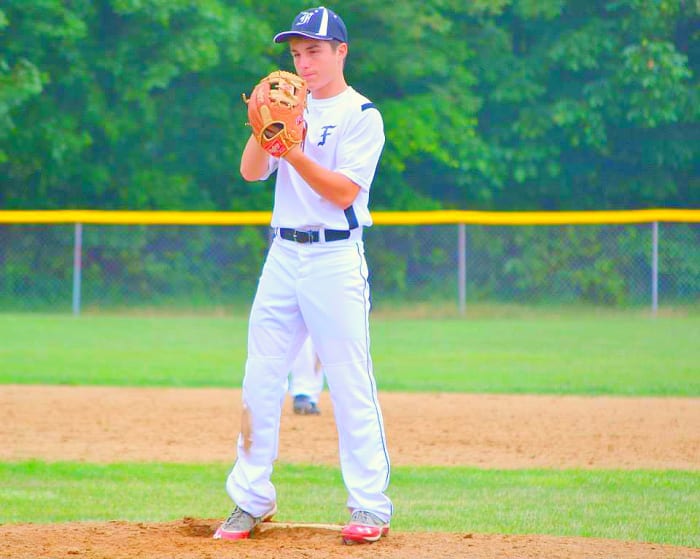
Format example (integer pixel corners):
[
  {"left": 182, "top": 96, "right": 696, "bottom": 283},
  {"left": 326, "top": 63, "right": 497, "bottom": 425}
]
[
  {"left": 1, "top": 312, "right": 698, "bottom": 395},
  {"left": 2, "top": 462, "right": 698, "bottom": 547},
  {"left": 1, "top": 311, "right": 698, "bottom": 547}
]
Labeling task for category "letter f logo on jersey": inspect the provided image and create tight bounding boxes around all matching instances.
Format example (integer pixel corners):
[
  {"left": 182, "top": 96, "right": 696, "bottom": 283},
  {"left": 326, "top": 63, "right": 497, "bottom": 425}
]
[{"left": 318, "top": 125, "right": 337, "bottom": 146}]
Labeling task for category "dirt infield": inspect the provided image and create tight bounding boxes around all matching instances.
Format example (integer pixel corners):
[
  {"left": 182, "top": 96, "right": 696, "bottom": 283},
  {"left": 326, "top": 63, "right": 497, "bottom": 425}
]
[{"left": 1, "top": 385, "right": 699, "bottom": 558}]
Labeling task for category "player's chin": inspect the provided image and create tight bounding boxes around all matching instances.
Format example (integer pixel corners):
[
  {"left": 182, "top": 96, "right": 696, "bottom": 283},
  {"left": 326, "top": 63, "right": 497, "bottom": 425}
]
[{"left": 301, "top": 74, "right": 318, "bottom": 87}]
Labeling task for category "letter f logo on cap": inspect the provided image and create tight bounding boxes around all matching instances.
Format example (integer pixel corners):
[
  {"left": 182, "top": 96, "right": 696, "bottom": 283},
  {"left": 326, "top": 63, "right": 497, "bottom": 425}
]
[{"left": 297, "top": 11, "right": 314, "bottom": 25}]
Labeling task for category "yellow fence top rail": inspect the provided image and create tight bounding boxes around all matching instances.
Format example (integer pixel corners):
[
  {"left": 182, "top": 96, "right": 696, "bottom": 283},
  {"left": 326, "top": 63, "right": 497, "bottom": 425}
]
[{"left": 0, "top": 208, "right": 698, "bottom": 226}]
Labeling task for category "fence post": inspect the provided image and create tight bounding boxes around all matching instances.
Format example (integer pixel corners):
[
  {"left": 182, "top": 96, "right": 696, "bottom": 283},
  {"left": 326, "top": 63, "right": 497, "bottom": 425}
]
[
  {"left": 72, "top": 223, "right": 83, "bottom": 316},
  {"left": 458, "top": 223, "right": 466, "bottom": 315},
  {"left": 651, "top": 221, "right": 659, "bottom": 316}
]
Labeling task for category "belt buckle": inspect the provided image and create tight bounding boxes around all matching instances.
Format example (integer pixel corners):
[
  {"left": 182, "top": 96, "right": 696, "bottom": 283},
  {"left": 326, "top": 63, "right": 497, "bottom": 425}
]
[{"left": 293, "top": 229, "right": 313, "bottom": 244}]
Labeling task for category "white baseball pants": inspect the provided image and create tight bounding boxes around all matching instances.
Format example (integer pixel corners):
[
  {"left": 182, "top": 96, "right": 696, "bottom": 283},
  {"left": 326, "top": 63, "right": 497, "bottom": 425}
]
[
  {"left": 288, "top": 336, "right": 324, "bottom": 403},
  {"left": 225, "top": 235, "right": 392, "bottom": 522}
]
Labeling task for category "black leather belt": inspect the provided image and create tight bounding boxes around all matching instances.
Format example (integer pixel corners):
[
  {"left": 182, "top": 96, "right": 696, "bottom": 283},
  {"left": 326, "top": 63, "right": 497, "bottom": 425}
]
[{"left": 278, "top": 228, "right": 351, "bottom": 244}]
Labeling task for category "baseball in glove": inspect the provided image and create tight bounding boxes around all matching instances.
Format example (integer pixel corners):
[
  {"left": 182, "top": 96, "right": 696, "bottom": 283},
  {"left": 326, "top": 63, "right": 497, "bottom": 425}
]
[{"left": 243, "top": 70, "right": 308, "bottom": 158}]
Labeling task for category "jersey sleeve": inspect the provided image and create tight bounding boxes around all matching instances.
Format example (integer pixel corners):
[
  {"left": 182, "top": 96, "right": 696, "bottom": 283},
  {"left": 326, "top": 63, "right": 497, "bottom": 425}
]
[
  {"left": 260, "top": 156, "right": 279, "bottom": 181},
  {"left": 335, "top": 105, "right": 385, "bottom": 192}
]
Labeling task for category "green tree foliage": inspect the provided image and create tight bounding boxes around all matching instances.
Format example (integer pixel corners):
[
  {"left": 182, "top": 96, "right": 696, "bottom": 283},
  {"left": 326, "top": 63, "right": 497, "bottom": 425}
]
[
  {"left": 451, "top": 0, "right": 698, "bottom": 210},
  {"left": 0, "top": 0, "right": 273, "bottom": 210},
  {"left": 0, "top": 8, "right": 43, "bottom": 165},
  {"left": 0, "top": 0, "right": 697, "bottom": 211}
]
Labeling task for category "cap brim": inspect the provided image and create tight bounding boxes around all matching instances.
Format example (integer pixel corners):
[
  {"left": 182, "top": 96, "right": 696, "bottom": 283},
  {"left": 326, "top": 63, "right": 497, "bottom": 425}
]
[{"left": 273, "top": 31, "right": 336, "bottom": 43}]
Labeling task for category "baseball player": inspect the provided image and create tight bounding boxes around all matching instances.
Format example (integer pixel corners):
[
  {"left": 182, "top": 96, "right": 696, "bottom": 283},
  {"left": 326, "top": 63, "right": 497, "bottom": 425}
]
[
  {"left": 214, "top": 6, "right": 392, "bottom": 545},
  {"left": 289, "top": 336, "right": 324, "bottom": 415}
]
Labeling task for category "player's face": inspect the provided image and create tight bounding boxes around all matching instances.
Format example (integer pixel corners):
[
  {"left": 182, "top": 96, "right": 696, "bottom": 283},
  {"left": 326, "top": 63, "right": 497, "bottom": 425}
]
[{"left": 289, "top": 38, "right": 347, "bottom": 98}]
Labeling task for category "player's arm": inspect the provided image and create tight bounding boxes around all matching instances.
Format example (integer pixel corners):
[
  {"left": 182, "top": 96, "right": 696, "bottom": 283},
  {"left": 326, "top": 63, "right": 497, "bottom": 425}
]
[
  {"left": 240, "top": 135, "right": 271, "bottom": 181},
  {"left": 284, "top": 146, "right": 360, "bottom": 208}
]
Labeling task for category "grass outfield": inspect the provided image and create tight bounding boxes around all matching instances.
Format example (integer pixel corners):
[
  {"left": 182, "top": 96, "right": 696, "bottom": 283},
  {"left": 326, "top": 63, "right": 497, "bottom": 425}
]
[
  {"left": 2, "top": 310, "right": 698, "bottom": 548},
  {"left": 1, "top": 312, "right": 698, "bottom": 395},
  {"left": 1, "top": 462, "right": 698, "bottom": 547}
]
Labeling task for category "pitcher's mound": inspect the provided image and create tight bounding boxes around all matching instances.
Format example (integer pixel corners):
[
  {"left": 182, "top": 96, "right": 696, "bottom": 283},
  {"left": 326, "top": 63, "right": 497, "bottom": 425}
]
[{"left": 1, "top": 518, "right": 695, "bottom": 559}]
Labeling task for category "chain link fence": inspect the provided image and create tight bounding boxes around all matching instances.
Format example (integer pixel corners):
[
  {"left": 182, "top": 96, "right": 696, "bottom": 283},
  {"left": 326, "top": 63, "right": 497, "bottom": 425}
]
[
  {"left": 0, "top": 222, "right": 698, "bottom": 313},
  {"left": 367, "top": 223, "right": 699, "bottom": 309}
]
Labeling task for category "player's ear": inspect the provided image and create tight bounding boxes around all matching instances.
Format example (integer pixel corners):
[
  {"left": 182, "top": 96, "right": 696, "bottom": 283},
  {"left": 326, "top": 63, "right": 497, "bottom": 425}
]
[{"left": 336, "top": 42, "right": 348, "bottom": 68}]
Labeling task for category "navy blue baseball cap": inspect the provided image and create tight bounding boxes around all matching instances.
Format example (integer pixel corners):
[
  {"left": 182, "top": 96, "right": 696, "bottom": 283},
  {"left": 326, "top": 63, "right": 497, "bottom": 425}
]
[{"left": 273, "top": 6, "right": 348, "bottom": 44}]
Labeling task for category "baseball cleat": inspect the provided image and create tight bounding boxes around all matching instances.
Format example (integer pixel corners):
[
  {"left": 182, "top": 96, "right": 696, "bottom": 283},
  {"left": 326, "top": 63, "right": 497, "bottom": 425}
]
[
  {"left": 293, "top": 394, "right": 321, "bottom": 415},
  {"left": 213, "top": 504, "right": 277, "bottom": 541},
  {"left": 341, "top": 510, "right": 389, "bottom": 544}
]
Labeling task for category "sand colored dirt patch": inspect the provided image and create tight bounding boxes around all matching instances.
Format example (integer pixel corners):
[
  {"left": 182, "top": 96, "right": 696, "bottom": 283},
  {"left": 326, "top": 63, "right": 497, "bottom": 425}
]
[
  {"left": 1, "top": 385, "right": 698, "bottom": 469},
  {"left": 1, "top": 385, "right": 698, "bottom": 558},
  {"left": 2, "top": 519, "right": 698, "bottom": 559}
]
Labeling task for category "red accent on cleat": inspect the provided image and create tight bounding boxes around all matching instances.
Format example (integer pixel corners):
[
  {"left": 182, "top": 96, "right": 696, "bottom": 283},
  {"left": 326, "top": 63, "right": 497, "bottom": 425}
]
[
  {"left": 341, "top": 511, "right": 389, "bottom": 544},
  {"left": 213, "top": 525, "right": 251, "bottom": 541},
  {"left": 213, "top": 505, "right": 277, "bottom": 541}
]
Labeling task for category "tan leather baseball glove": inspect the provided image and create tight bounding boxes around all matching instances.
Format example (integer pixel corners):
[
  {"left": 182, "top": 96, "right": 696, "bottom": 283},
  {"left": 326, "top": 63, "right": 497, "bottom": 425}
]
[{"left": 244, "top": 70, "right": 308, "bottom": 158}]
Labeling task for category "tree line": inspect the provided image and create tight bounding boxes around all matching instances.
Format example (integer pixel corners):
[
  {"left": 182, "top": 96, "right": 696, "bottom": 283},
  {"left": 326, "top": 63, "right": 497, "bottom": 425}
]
[{"left": 1, "top": 0, "right": 698, "bottom": 212}]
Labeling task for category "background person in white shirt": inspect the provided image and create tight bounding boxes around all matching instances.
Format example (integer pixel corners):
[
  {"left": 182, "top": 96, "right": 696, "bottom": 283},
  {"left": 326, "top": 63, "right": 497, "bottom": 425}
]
[{"left": 214, "top": 6, "right": 392, "bottom": 546}]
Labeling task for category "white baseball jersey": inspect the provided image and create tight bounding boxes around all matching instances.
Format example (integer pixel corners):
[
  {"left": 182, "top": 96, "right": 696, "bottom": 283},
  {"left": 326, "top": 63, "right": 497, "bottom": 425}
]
[
  {"left": 225, "top": 85, "right": 393, "bottom": 524},
  {"left": 264, "top": 86, "right": 383, "bottom": 230}
]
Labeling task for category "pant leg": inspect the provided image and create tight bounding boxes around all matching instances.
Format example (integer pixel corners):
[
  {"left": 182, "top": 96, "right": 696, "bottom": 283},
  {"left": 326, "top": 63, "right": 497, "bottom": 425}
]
[
  {"left": 297, "top": 241, "right": 392, "bottom": 522},
  {"left": 226, "top": 240, "right": 307, "bottom": 516},
  {"left": 289, "top": 336, "right": 324, "bottom": 403}
]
